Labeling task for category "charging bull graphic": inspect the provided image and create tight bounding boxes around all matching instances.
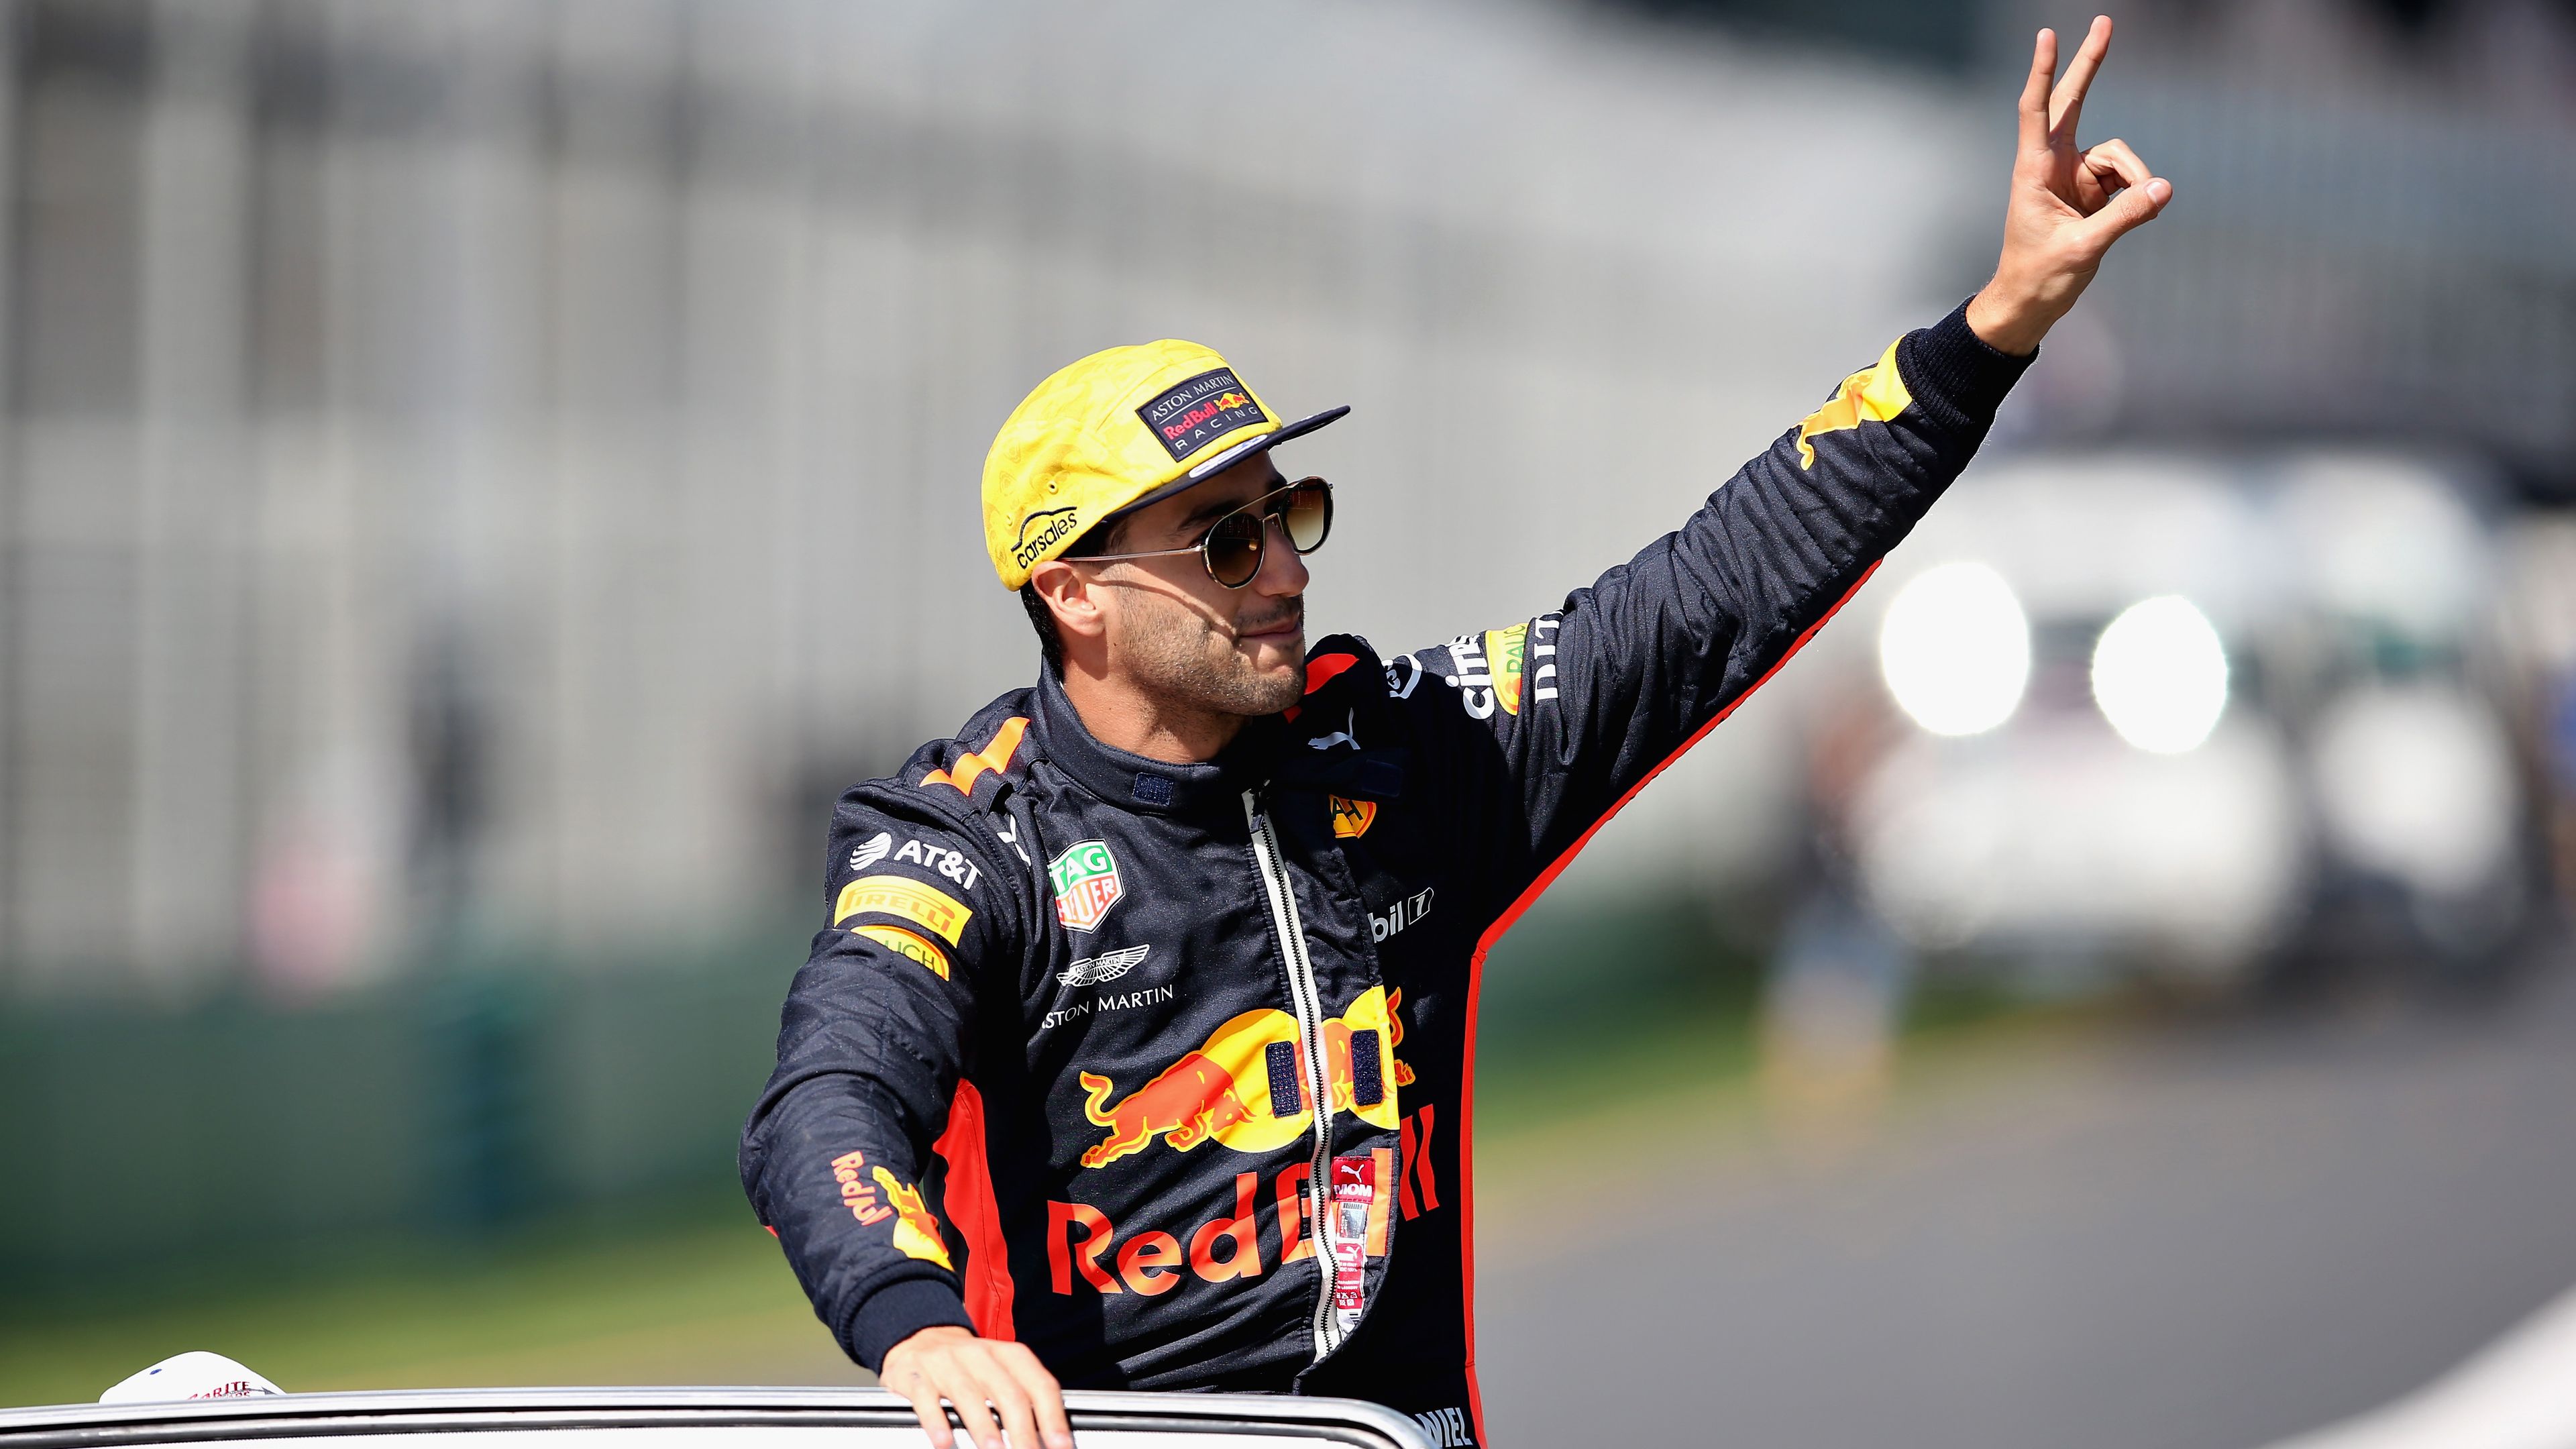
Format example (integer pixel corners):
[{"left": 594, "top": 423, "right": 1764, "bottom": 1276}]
[{"left": 1076, "top": 986, "right": 1409, "bottom": 1169}]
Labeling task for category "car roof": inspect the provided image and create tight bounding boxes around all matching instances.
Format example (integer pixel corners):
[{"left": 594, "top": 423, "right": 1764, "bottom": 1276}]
[{"left": 0, "top": 1386, "right": 1430, "bottom": 1449}]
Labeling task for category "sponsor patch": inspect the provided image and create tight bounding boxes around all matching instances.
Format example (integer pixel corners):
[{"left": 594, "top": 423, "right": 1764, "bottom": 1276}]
[
  {"left": 1012, "top": 506, "right": 1083, "bottom": 570},
  {"left": 1328, "top": 795, "right": 1377, "bottom": 839},
  {"left": 1329, "top": 1155, "right": 1377, "bottom": 1331},
  {"left": 1532, "top": 613, "right": 1560, "bottom": 702},
  {"left": 1484, "top": 622, "right": 1528, "bottom": 716},
  {"left": 1413, "top": 1407, "right": 1475, "bottom": 1448},
  {"left": 853, "top": 923, "right": 950, "bottom": 979},
  {"left": 835, "top": 875, "right": 973, "bottom": 945},
  {"left": 1041, "top": 983, "right": 1175, "bottom": 1031},
  {"left": 1059, "top": 944, "right": 1150, "bottom": 989},
  {"left": 873, "top": 1166, "right": 954, "bottom": 1269},
  {"left": 1072, "top": 986, "right": 1402, "bottom": 1169},
  {"left": 1049, "top": 840, "right": 1125, "bottom": 932},
  {"left": 1795, "top": 337, "right": 1913, "bottom": 470},
  {"left": 1444, "top": 633, "right": 1496, "bottom": 719},
  {"left": 1371, "top": 887, "right": 1433, "bottom": 944},
  {"left": 1136, "top": 367, "right": 1269, "bottom": 462},
  {"left": 848, "top": 831, "right": 893, "bottom": 872},
  {"left": 828, "top": 1148, "right": 894, "bottom": 1226},
  {"left": 893, "top": 837, "right": 981, "bottom": 891}
]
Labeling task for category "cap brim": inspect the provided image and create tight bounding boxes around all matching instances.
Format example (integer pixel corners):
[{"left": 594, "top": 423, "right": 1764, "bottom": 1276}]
[{"left": 1106, "top": 405, "right": 1350, "bottom": 521}]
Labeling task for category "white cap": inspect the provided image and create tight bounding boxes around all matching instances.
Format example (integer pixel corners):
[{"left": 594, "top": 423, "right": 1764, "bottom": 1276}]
[{"left": 99, "top": 1352, "right": 285, "bottom": 1405}]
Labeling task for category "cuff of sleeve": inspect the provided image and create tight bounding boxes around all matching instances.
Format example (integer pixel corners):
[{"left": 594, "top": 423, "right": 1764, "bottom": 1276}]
[
  {"left": 845, "top": 1277, "right": 977, "bottom": 1372},
  {"left": 1903, "top": 301, "right": 2039, "bottom": 423}
]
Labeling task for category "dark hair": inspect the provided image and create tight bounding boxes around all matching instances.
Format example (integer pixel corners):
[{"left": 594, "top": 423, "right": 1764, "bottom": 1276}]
[{"left": 1019, "top": 516, "right": 1124, "bottom": 676}]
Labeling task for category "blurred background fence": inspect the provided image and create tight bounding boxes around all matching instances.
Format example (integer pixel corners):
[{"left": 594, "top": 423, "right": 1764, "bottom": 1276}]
[{"left": 4, "top": 1, "right": 2576, "bottom": 1408}]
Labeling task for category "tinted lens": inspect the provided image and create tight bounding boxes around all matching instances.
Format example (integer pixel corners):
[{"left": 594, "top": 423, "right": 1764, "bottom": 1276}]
[
  {"left": 1279, "top": 480, "right": 1332, "bottom": 553},
  {"left": 1201, "top": 511, "right": 1267, "bottom": 587}
]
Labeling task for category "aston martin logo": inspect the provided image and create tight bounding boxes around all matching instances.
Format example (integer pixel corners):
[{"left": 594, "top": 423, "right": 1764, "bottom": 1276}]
[{"left": 1057, "top": 945, "right": 1150, "bottom": 989}]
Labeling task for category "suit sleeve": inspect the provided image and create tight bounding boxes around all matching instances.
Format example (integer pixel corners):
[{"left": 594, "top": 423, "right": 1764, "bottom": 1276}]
[
  {"left": 739, "top": 788, "right": 1015, "bottom": 1371},
  {"left": 1394, "top": 303, "right": 2034, "bottom": 900}
]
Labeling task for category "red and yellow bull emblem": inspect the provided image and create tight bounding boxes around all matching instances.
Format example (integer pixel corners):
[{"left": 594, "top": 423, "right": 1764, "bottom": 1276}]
[
  {"left": 1073, "top": 985, "right": 1404, "bottom": 1169},
  {"left": 1049, "top": 840, "right": 1124, "bottom": 933}
]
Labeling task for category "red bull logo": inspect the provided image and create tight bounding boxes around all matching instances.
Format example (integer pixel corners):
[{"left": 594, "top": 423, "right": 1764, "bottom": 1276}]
[
  {"left": 1073, "top": 986, "right": 1405, "bottom": 1169},
  {"left": 1045, "top": 1105, "right": 1444, "bottom": 1299}
]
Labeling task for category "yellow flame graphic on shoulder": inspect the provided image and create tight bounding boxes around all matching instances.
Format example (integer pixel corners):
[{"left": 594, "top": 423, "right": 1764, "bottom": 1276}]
[{"left": 1795, "top": 337, "right": 1913, "bottom": 470}]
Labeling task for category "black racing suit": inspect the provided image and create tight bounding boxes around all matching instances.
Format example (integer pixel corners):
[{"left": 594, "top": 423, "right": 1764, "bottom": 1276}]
[{"left": 741, "top": 304, "right": 2032, "bottom": 1446}]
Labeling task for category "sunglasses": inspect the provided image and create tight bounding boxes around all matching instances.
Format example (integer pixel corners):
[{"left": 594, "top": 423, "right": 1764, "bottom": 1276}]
[{"left": 1067, "top": 478, "right": 1334, "bottom": 588}]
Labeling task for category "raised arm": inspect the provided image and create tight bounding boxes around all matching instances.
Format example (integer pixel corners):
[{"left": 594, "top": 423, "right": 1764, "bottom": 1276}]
[{"left": 1395, "top": 16, "right": 2166, "bottom": 901}]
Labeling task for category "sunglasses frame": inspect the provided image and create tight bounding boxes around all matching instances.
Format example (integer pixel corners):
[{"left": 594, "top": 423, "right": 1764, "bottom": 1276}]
[{"left": 1061, "top": 477, "right": 1334, "bottom": 589}]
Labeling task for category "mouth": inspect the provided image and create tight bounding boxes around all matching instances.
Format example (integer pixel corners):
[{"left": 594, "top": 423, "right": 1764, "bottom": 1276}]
[{"left": 1233, "top": 606, "right": 1304, "bottom": 645}]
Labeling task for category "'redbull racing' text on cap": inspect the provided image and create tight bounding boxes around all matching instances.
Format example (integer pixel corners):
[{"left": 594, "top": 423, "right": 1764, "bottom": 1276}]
[{"left": 981, "top": 340, "right": 1348, "bottom": 591}]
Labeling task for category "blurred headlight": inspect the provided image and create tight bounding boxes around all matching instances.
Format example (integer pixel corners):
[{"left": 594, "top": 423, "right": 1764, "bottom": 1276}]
[
  {"left": 2090, "top": 595, "right": 2228, "bottom": 753},
  {"left": 1878, "top": 561, "right": 2029, "bottom": 737}
]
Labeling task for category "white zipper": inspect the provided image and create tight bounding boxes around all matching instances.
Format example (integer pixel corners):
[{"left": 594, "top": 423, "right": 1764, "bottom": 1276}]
[{"left": 1243, "top": 788, "right": 1345, "bottom": 1358}]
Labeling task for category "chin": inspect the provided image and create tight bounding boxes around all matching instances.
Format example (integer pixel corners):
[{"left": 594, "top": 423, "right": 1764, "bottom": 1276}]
[{"left": 1239, "top": 631, "right": 1305, "bottom": 673}]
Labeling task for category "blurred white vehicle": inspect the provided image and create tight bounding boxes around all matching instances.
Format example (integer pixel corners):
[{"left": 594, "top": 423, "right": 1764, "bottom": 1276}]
[
  {"left": 0, "top": 1378, "right": 1430, "bottom": 1449},
  {"left": 1843, "top": 450, "right": 2526, "bottom": 987}
]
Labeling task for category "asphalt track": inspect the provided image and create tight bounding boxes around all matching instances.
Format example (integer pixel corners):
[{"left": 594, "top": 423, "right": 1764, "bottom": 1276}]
[{"left": 1475, "top": 962, "right": 2576, "bottom": 1449}]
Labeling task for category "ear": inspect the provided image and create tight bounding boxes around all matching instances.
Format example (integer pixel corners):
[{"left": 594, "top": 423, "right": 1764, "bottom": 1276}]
[{"left": 1028, "top": 558, "right": 1108, "bottom": 645}]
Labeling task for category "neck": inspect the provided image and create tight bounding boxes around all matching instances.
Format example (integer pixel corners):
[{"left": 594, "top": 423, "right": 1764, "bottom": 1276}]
[{"left": 1057, "top": 659, "right": 1246, "bottom": 764}]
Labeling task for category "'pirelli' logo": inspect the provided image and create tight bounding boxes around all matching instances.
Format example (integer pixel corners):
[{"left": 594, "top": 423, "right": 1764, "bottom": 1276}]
[{"left": 835, "top": 875, "right": 973, "bottom": 945}]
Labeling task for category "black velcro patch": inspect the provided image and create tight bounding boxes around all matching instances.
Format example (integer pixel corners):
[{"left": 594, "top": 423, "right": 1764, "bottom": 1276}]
[
  {"left": 1266, "top": 1040, "right": 1302, "bottom": 1116},
  {"left": 1348, "top": 1029, "right": 1383, "bottom": 1106},
  {"left": 1137, "top": 368, "right": 1269, "bottom": 462}
]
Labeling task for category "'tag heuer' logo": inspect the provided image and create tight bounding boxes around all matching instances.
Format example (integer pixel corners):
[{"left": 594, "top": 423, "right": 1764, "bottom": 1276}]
[{"left": 1049, "top": 839, "right": 1124, "bottom": 932}]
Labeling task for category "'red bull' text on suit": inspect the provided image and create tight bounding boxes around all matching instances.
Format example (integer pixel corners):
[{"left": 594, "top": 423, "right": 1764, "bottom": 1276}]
[{"left": 741, "top": 304, "right": 2033, "bottom": 1446}]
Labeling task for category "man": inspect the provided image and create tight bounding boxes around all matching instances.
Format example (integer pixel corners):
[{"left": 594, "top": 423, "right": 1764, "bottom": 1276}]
[{"left": 743, "top": 19, "right": 2167, "bottom": 1449}]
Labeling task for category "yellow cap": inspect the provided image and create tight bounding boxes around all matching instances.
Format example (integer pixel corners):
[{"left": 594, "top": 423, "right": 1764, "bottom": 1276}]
[{"left": 981, "top": 340, "right": 1347, "bottom": 590}]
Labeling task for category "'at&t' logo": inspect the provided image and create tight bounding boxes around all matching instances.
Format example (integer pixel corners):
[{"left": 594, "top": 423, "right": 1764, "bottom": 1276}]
[{"left": 1049, "top": 840, "right": 1124, "bottom": 932}]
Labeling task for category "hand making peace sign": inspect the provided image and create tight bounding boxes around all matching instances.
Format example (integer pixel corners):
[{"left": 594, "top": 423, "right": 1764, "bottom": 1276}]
[{"left": 1964, "top": 15, "right": 2174, "bottom": 357}]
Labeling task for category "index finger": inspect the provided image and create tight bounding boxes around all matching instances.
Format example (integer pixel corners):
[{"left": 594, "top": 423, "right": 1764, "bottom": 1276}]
[
  {"left": 2049, "top": 15, "right": 2113, "bottom": 141},
  {"left": 2017, "top": 27, "right": 2058, "bottom": 155}
]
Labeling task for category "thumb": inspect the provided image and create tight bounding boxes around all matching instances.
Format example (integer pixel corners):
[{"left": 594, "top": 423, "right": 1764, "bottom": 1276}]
[{"left": 2080, "top": 174, "right": 2171, "bottom": 252}]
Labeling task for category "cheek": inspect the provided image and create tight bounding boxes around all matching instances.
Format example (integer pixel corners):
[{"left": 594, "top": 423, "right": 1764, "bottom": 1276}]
[{"left": 1110, "top": 589, "right": 1227, "bottom": 662}]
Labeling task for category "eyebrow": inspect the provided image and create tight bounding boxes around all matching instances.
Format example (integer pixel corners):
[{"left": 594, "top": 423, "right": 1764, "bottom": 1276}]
[{"left": 1173, "top": 477, "right": 1281, "bottom": 535}]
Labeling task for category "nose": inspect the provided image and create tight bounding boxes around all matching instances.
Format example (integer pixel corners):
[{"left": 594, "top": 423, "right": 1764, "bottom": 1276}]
[{"left": 1254, "top": 513, "right": 1309, "bottom": 596}]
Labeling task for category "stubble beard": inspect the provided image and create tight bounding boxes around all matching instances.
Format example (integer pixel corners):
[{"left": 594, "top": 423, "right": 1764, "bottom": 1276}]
[{"left": 1114, "top": 594, "right": 1305, "bottom": 720}]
